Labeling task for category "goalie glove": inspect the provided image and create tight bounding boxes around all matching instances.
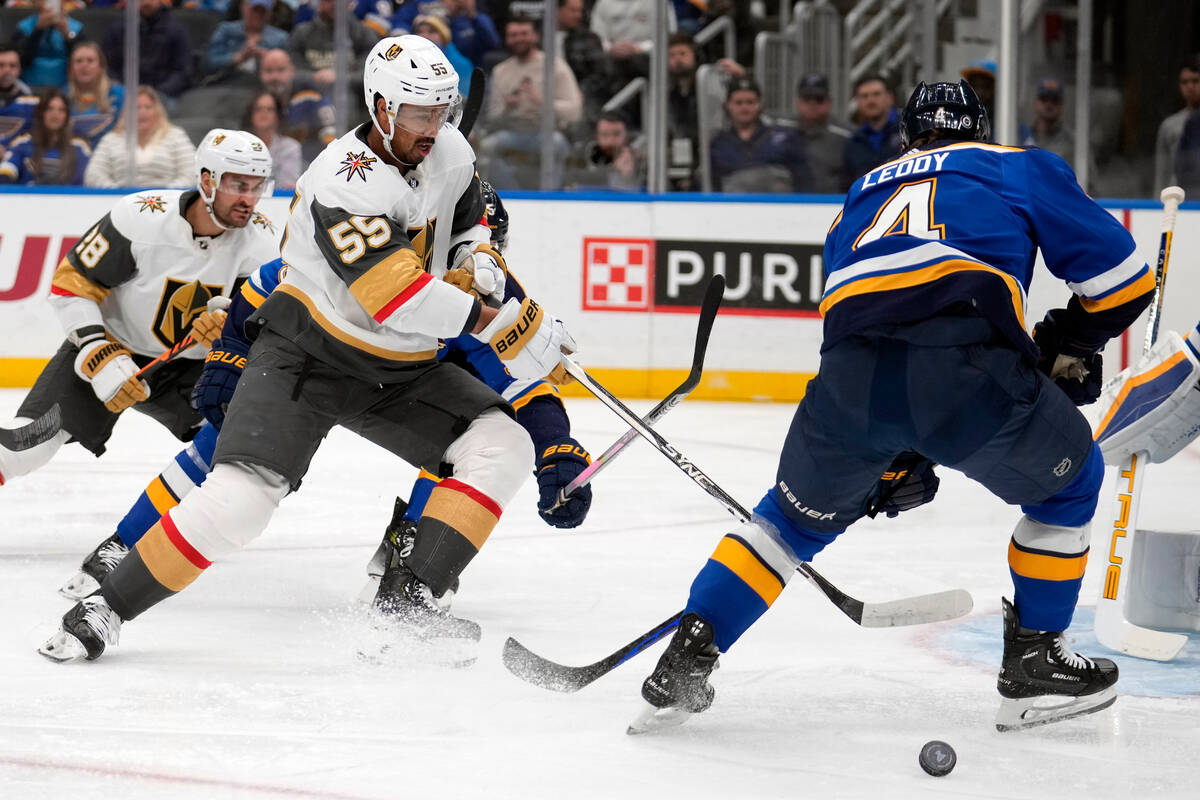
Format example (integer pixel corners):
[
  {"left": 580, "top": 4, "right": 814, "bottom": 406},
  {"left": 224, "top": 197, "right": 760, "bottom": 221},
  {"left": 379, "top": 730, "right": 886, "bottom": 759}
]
[
  {"left": 475, "top": 297, "right": 576, "bottom": 381},
  {"left": 445, "top": 243, "right": 506, "bottom": 304},
  {"left": 536, "top": 437, "right": 592, "bottom": 528},
  {"left": 188, "top": 296, "right": 232, "bottom": 350},
  {"left": 73, "top": 336, "right": 149, "bottom": 413},
  {"left": 189, "top": 336, "right": 249, "bottom": 428},
  {"left": 1033, "top": 308, "right": 1103, "bottom": 406},
  {"left": 868, "top": 453, "right": 939, "bottom": 518}
]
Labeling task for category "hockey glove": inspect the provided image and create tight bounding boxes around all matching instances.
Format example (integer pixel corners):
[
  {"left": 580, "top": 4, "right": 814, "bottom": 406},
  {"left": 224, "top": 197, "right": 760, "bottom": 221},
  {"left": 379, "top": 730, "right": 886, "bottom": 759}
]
[
  {"left": 476, "top": 297, "right": 576, "bottom": 381},
  {"left": 188, "top": 296, "right": 231, "bottom": 350},
  {"left": 189, "top": 336, "right": 249, "bottom": 428},
  {"left": 868, "top": 453, "right": 939, "bottom": 518},
  {"left": 74, "top": 336, "right": 149, "bottom": 413},
  {"left": 536, "top": 437, "right": 592, "bottom": 528},
  {"left": 1033, "top": 309, "right": 1104, "bottom": 406},
  {"left": 445, "top": 243, "right": 507, "bottom": 305}
]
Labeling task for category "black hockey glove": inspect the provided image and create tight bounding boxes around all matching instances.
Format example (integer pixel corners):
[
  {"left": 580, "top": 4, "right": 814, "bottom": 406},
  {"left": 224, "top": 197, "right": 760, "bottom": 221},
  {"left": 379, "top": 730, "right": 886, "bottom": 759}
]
[
  {"left": 1033, "top": 308, "right": 1104, "bottom": 406},
  {"left": 868, "top": 453, "right": 940, "bottom": 518},
  {"left": 535, "top": 437, "right": 592, "bottom": 529},
  {"left": 189, "top": 336, "right": 249, "bottom": 428}
]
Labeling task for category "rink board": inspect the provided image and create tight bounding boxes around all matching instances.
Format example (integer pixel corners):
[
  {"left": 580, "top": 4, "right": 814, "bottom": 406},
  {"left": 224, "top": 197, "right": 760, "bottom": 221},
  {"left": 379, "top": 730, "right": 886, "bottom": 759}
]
[{"left": 1, "top": 189, "right": 1195, "bottom": 400}]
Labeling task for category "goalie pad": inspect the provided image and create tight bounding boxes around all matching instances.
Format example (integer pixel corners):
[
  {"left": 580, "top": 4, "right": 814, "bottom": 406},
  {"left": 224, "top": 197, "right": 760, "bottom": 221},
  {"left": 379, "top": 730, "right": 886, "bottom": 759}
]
[
  {"left": 1094, "top": 330, "right": 1200, "bottom": 465},
  {"left": 1124, "top": 529, "right": 1200, "bottom": 633}
]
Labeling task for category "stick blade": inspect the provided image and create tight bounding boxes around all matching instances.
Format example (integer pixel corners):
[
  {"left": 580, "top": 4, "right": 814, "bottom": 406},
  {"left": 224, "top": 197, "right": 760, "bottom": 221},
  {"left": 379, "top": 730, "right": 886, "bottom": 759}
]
[
  {"left": 857, "top": 588, "right": 974, "bottom": 628},
  {"left": 501, "top": 636, "right": 597, "bottom": 693},
  {"left": 0, "top": 403, "right": 61, "bottom": 452},
  {"left": 1094, "top": 604, "right": 1187, "bottom": 661}
]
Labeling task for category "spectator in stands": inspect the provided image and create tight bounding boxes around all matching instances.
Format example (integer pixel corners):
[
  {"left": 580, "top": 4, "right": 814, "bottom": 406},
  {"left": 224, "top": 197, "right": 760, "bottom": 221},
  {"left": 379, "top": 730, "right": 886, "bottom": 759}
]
[
  {"left": 392, "top": 0, "right": 501, "bottom": 69},
  {"left": 0, "top": 44, "right": 38, "bottom": 162},
  {"left": 566, "top": 109, "right": 645, "bottom": 190},
  {"left": 67, "top": 42, "right": 124, "bottom": 150},
  {"left": 700, "top": 0, "right": 765, "bottom": 68},
  {"left": 102, "top": 0, "right": 194, "bottom": 103},
  {"left": 1018, "top": 78, "right": 1075, "bottom": 166},
  {"left": 1173, "top": 108, "right": 1200, "bottom": 197},
  {"left": 961, "top": 58, "right": 996, "bottom": 122},
  {"left": 84, "top": 85, "right": 194, "bottom": 188},
  {"left": 792, "top": 73, "right": 849, "bottom": 194},
  {"left": 666, "top": 31, "right": 699, "bottom": 191},
  {"left": 242, "top": 89, "right": 300, "bottom": 188},
  {"left": 479, "top": 15, "right": 581, "bottom": 190},
  {"left": 710, "top": 76, "right": 810, "bottom": 194},
  {"left": 1155, "top": 56, "right": 1200, "bottom": 192},
  {"left": 842, "top": 74, "right": 900, "bottom": 182},
  {"left": 289, "top": 0, "right": 379, "bottom": 91},
  {"left": 413, "top": 13, "right": 473, "bottom": 97},
  {"left": 11, "top": 0, "right": 84, "bottom": 91},
  {"left": 671, "top": 0, "right": 705, "bottom": 35},
  {"left": 557, "top": 0, "right": 610, "bottom": 131},
  {"left": 207, "top": 0, "right": 290, "bottom": 85},
  {"left": 0, "top": 88, "right": 90, "bottom": 185},
  {"left": 590, "top": 0, "right": 676, "bottom": 87},
  {"left": 258, "top": 48, "right": 334, "bottom": 163}
]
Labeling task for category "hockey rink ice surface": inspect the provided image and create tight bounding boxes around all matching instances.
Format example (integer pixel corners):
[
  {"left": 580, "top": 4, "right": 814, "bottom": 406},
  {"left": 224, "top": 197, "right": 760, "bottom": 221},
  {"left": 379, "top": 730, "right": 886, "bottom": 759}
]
[{"left": 2, "top": 388, "right": 1199, "bottom": 799}]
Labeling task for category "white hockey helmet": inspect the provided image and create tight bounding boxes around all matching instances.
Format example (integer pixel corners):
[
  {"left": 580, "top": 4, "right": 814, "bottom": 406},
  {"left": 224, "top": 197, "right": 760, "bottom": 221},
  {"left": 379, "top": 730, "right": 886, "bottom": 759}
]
[
  {"left": 363, "top": 35, "right": 462, "bottom": 143},
  {"left": 195, "top": 128, "right": 275, "bottom": 206}
]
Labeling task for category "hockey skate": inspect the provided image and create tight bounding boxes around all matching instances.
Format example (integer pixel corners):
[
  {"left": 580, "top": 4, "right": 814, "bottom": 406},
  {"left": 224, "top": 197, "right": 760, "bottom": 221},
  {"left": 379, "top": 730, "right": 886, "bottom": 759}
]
[
  {"left": 628, "top": 613, "right": 720, "bottom": 735},
  {"left": 366, "top": 558, "right": 480, "bottom": 668},
  {"left": 995, "top": 598, "right": 1118, "bottom": 732},
  {"left": 38, "top": 594, "right": 122, "bottom": 663},
  {"left": 358, "top": 497, "right": 457, "bottom": 609},
  {"left": 59, "top": 533, "right": 129, "bottom": 600}
]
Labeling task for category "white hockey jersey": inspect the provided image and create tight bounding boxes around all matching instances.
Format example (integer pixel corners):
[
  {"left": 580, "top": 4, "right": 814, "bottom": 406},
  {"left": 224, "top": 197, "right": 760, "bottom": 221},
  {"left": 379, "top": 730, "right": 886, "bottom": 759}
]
[
  {"left": 51, "top": 189, "right": 280, "bottom": 358},
  {"left": 267, "top": 122, "right": 490, "bottom": 380}
]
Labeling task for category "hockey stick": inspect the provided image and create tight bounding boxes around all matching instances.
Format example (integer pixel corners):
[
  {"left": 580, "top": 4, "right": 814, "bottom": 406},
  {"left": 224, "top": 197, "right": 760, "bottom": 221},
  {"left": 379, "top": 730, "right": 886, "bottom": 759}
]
[
  {"left": 549, "top": 274, "right": 725, "bottom": 512},
  {"left": 458, "top": 67, "right": 485, "bottom": 137},
  {"left": 0, "top": 403, "right": 61, "bottom": 452},
  {"left": 558, "top": 353, "right": 973, "bottom": 628},
  {"left": 135, "top": 334, "right": 196, "bottom": 379},
  {"left": 1093, "top": 185, "right": 1188, "bottom": 661}
]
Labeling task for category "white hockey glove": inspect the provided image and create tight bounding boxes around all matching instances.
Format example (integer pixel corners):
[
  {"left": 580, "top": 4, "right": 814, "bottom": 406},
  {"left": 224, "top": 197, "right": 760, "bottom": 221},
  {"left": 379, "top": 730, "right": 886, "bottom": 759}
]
[
  {"left": 475, "top": 297, "right": 576, "bottom": 381},
  {"left": 188, "top": 296, "right": 231, "bottom": 350},
  {"left": 445, "top": 244, "right": 506, "bottom": 305},
  {"left": 1095, "top": 330, "right": 1200, "bottom": 465},
  {"left": 74, "top": 336, "right": 149, "bottom": 413}
]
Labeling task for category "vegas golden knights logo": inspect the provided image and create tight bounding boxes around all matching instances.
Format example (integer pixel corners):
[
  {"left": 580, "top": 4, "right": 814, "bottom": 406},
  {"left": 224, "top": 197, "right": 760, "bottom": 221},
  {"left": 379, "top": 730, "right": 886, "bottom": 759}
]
[
  {"left": 384, "top": 44, "right": 403, "bottom": 60},
  {"left": 407, "top": 218, "right": 438, "bottom": 273},
  {"left": 152, "top": 279, "right": 224, "bottom": 348}
]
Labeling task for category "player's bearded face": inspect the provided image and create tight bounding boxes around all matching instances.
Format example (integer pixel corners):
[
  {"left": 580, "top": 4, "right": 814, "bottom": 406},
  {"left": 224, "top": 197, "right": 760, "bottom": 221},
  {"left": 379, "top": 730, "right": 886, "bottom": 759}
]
[
  {"left": 211, "top": 172, "right": 270, "bottom": 227},
  {"left": 389, "top": 103, "right": 450, "bottom": 164}
]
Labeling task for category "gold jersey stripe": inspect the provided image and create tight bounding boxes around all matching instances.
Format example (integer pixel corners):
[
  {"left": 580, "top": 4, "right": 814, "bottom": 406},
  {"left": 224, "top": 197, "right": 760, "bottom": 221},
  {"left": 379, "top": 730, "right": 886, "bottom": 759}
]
[
  {"left": 348, "top": 248, "right": 428, "bottom": 319},
  {"left": 274, "top": 284, "right": 438, "bottom": 361},
  {"left": 1078, "top": 269, "right": 1155, "bottom": 313},
  {"left": 711, "top": 535, "right": 785, "bottom": 606},
  {"left": 50, "top": 258, "right": 109, "bottom": 303}
]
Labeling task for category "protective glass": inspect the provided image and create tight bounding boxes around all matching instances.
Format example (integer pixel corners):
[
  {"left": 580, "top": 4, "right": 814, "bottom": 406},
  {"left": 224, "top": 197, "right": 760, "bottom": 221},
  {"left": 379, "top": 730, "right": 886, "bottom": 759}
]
[
  {"left": 392, "top": 97, "right": 463, "bottom": 137},
  {"left": 217, "top": 171, "right": 274, "bottom": 199}
]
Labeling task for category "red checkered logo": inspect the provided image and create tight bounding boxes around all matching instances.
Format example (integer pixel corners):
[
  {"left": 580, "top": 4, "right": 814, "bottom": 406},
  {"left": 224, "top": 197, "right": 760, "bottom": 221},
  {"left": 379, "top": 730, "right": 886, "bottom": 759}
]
[{"left": 582, "top": 237, "right": 654, "bottom": 311}]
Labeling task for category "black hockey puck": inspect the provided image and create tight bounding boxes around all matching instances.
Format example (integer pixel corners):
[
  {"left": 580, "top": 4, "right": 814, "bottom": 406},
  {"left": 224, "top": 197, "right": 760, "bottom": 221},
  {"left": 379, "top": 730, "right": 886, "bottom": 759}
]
[{"left": 918, "top": 740, "right": 956, "bottom": 776}]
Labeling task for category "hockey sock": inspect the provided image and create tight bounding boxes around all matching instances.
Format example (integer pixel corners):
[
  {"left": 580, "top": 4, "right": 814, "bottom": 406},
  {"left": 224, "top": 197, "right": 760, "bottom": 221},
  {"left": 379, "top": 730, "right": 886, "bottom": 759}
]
[
  {"left": 102, "top": 513, "right": 211, "bottom": 621},
  {"left": 401, "top": 469, "right": 439, "bottom": 522},
  {"left": 114, "top": 424, "right": 218, "bottom": 547},
  {"left": 405, "top": 478, "right": 502, "bottom": 597}
]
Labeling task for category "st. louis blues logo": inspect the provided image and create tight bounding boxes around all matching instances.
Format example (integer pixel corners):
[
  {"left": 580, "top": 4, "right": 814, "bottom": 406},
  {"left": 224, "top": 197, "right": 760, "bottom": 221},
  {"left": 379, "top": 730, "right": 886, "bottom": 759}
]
[
  {"left": 336, "top": 151, "right": 378, "bottom": 182},
  {"left": 135, "top": 194, "right": 167, "bottom": 213}
]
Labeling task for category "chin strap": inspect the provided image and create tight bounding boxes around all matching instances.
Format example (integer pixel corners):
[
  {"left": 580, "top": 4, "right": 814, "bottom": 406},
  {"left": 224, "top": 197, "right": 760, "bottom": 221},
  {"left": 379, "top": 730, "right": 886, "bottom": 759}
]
[
  {"left": 199, "top": 184, "right": 235, "bottom": 231},
  {"left": 371, "top": 110, "right": 418, "bottom": 168}
]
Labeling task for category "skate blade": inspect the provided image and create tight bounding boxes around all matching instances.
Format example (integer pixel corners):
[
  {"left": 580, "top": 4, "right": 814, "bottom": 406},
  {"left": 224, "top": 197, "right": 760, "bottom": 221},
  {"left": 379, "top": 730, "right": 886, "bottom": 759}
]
[
  {"left": 58, "top": 571, "right": 100, "bottom": 601},
  {"left": 38, "top": 630, "right": 89, "bottom": 663},
  {"left": 626, "top": 700, "right": 693, "bottom": 735},
  {"left": 995, "top": 685, "right": 1118, "bottom": 732},
  {"left": 356, "top": 574, "right": 381, "bottom": 606}
]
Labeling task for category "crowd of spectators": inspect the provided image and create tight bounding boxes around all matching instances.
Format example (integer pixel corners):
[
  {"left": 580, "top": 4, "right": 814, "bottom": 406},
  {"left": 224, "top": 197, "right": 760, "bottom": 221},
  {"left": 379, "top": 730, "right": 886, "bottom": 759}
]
[{"left": 0, "top": 1, "right": 1193, "bottom": 197}]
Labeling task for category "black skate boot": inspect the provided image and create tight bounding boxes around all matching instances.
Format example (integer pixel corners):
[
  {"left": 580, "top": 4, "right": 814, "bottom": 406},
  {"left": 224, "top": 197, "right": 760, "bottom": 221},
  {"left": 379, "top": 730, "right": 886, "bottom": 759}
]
[
  {"left": 628, "top": 613, "right": 720, "bottom": 734},
  {"left": 59, "top": 533, "right": 130, "bottom": 600},
  {"left": 995, "top": 597, "right": 1118, "bottom": 731},
  {"left": 369, "top": 555, "right": 480, "bottom": 668},
  {"left": 38, "top": 594, "right": 123, "bottom": 663},
  {"left": 360, "top": 497, "right": 458, "bottom": 608}
]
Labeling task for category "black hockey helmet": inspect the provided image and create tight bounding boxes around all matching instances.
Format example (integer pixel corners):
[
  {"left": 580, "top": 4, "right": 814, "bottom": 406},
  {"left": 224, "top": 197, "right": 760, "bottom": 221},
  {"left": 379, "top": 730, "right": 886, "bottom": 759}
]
[
  {"left": 899, "top": 79, "right": 991, "bottom": 148},
  {"left": 481, "top": 179, "right": 509, "bottom": 252}
]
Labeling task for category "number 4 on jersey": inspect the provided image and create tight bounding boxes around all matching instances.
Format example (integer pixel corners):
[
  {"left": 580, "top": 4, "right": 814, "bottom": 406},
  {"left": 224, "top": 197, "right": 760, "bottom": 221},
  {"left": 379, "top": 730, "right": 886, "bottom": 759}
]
[{"left": 854, "top": 178, "right": 945, "bottom": 249}]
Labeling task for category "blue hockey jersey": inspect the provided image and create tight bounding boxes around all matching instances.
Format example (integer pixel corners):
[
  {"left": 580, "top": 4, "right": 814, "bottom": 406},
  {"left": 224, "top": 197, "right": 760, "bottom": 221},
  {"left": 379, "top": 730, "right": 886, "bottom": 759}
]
[{"left": 821, "top": 141, "right": 1154, "bottom": 361}]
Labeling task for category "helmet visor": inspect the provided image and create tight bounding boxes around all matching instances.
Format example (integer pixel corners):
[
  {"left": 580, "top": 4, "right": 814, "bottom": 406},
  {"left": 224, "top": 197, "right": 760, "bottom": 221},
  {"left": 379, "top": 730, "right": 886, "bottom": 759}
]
[
  {"left": 392, "top": 97, "right": 462, "bottom": 137},
  {"left": 217, "top": 171, "right": 274, "bottom": 199}
]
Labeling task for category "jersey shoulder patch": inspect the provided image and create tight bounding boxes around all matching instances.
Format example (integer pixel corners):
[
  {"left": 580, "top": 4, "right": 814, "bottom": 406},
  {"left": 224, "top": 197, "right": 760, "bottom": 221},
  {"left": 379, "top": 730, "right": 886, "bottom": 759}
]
[{"left": 109, "top": 189, "right": 188, "bottom": 245}]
